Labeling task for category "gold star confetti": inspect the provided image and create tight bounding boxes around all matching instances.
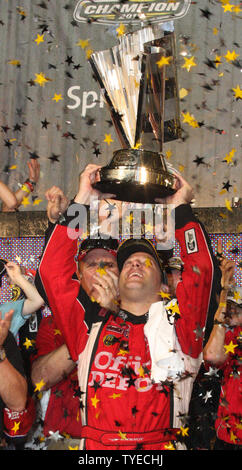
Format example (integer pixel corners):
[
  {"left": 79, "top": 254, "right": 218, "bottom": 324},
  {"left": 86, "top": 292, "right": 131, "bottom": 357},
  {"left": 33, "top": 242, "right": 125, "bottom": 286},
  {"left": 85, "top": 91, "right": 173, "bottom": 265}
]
[
  {"left": 76, "top": 39, "right": 90, "bottom": 49},
  {"left": 233, "top": 290, "right": 241, "bottom": 302},
  {"left": 54, "top": 329, "right": 62, "bottom": 336},
  {"left": 23, "top": 337, "right": 34, "bottom": 349},
  {"left": 109, "top": 393, "right": 122, "bottom": 399},
  {"left": 232, "top": 85, "right": 242, "bottom": 100},
  {"left": 158, "top": 291, "right": 171, "bottom": 300},
  {"left": 224, "top": 340, "right": 238, "bottom": 354},
  {"left": 233, "top": 5, "right": 241, "bottom": 13},
  {"left": 34, "top": 72, "right": 50, "bottom": 86},
  {"left": 138, "top": 365, "right": 145, "bottom": 378},
  {"left": 103, "top": 133, "right": 114, "bottom": 145},
  {"left": 224, "top": 50, "right": 239, "bottom": 62},
  {"left": 179, "top": 88, "right": 189, "bottom": 99},
  {"left": 34, "top": 379, "right": 46, "bottom": 392},
  {"left": 117, "top": 348, "right": 129, "bottom": 356},
  {"left": 35, "top": 34, "right": 45, "bottom": 45},
  {"left": 145, "top": 257, "right": 152, "bottom": 267},
  {"left": 165, "top": 149, "right": 172, "bottom": 159},
  {"left": 118, "top": 430, "right": 127, "bottom": 440},
  {"left": 164, "top": 441, "right": 176, "bottom": 450},
  {"left": 116, "top": 23, "right": 126, "bottom": 37},
  {"left": 96, "top": 266, "right": 107, "bottom": 276},
  {"left": 215, "top": 55, "right": 222, "bottom": 67},
  {"left": 224, "top": 148, "right": 236, "bottom": 164},
  {"left": 222, "top": 3, "right": 235, "bottom": 12},
  {"left": 91, "top": 394, "right": 100, "bottom": 409},
  {"left": 32, "top": 198, "right": 43, "bottom": 206},
  {"left": 225, "top": 199, "right": 233, "bottom": 212},
  {"left": 11, "top": 421, "right": 20, "bottom": 434},
  {"left": 182, "top": 111, "right": 199, "bottom": 128},
  {"left": 156, "top": 56, "right": 172, "bottom": 68},
  {"left": 21, "top": 196, "right": 30, "bottom": 207},
  {"left": 52, "top": 93, "right": 63, "bottom": 102},
  {"left": 85, "top": 48, "right": 93, "bottom": 59},
  {"left": 181, "top": 56, "right": 197, "bottom": 72},
  {"left": 168, "top": 301, "right": 180, "bottom": 316},
  {"left": 8, "top": 59, "right": 21, "bottom": 66},
  {"left": 177, "top": 426, "right": 189, "bottom": 437},
  {"left": 144, "top": 223, "right": 153, "bottom": 234}
]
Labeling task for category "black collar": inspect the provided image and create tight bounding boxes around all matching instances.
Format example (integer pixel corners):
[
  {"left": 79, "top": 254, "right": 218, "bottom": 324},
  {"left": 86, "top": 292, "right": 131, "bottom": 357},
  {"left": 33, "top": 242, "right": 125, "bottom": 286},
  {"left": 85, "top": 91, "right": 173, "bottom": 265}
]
[{"left": 117, "top": 309, "right": 148, "bottom": 324}]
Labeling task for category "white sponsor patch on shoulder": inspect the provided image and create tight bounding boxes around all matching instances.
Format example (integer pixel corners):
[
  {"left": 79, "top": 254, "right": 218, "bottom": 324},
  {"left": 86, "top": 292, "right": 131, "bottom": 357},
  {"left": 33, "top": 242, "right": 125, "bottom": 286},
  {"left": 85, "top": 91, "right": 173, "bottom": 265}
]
[{"left": 185, "top": 228, "right": 198, "bottom": 254}]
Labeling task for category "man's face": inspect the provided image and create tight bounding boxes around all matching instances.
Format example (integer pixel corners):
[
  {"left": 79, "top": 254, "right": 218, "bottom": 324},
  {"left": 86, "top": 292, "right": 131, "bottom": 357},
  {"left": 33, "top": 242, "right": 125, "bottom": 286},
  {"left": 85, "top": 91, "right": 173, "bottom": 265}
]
[
  {"left": 78, "top": 248, "right": 118, "bottom": 298},
  {"left": 119, "top": 251, "right": 162, "bottom": 303}
]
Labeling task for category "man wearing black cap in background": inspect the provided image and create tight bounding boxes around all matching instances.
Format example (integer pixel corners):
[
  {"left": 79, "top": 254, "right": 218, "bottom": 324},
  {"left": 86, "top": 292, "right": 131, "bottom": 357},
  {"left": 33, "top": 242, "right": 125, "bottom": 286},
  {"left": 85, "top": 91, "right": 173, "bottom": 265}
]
[{"left": 37, "top": 163, "right": 215, "bottom": 450}]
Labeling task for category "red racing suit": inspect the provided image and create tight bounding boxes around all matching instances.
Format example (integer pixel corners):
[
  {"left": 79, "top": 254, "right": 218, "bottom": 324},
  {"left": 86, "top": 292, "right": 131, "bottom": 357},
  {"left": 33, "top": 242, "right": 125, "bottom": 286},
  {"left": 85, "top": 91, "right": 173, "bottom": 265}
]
[{"left": 37, "top": 203, "right": 214, "bottom": 450}]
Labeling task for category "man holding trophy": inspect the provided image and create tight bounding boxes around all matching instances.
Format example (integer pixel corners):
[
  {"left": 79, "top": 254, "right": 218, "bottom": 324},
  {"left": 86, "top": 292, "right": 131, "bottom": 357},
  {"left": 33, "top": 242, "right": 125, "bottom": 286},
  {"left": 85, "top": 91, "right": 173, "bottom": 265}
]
[{"left": 36, "top": 22, "right": 218, "bottom": 450}]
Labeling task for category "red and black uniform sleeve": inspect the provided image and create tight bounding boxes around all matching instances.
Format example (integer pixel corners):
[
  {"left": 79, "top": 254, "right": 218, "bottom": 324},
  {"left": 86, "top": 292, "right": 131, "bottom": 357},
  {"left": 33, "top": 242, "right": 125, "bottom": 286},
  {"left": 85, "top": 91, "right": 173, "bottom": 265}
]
[
  {"left": 174, "top": 204, "right": 215, "bottom": 358},
  {"left": 37, "top": 206, "right": 102, "bottom": 362}
]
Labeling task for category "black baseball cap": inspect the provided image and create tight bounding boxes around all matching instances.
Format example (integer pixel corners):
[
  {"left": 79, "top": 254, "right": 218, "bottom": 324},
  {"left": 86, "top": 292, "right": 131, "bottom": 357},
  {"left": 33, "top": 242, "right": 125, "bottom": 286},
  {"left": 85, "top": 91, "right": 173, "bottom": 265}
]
[
  {"left": 78, "top": 237, "right": 119, "bottom": 261},
  {"left": 117, "top": 238, "right": 164, "bottom": 273},
  {"left": 0, "top": 259, "right": 7, "bottom": 286}
]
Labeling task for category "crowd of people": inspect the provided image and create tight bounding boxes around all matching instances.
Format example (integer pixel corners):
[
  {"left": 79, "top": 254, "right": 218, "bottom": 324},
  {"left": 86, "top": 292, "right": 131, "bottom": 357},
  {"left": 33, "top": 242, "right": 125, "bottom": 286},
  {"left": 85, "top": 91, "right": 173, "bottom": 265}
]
[{"left": 0, "top": 162, "right": 241, "bottom": 451}]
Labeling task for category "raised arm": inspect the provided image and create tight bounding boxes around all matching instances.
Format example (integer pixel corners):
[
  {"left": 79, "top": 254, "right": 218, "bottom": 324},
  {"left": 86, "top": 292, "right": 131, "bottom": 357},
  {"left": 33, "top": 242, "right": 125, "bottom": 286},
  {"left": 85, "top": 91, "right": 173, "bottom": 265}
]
[
  {"left": 0, "top": 181, "right": 17, "bottom": 210},
  {"left": 0, "top": 309, "right": 27, "bottom": 411},
  {"left": 37, "top": 165, "right": 108, "bottom": 361},
  {"left": 156, "top": 173, "right": 214, "bottom": 357},
  {"left": 5, "top": 262, "right": 44, "bottom": 315},
  {"left": 203, "top": 258, "right": 235, "bottom": 366}
]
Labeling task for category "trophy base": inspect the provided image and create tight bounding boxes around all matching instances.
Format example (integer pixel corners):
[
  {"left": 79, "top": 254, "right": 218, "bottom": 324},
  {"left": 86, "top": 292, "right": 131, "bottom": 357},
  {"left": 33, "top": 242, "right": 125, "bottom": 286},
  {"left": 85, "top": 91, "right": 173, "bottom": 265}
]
[
  {"left": 94, "top": 179, "right": 176, "bottom": 204},
  {"left": 93, "top": 149, "right": 176, "bottom": 203}
]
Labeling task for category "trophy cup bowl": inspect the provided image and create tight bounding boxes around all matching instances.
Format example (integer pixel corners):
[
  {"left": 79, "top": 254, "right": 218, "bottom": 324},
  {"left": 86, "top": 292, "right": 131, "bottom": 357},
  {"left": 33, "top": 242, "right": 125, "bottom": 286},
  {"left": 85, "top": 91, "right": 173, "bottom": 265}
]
[
  {"left": 94, "top": 148, "right": 176, "bottom": 203},
  {"left": 89, "top": 27, "right": 180, "bottom": 203}
]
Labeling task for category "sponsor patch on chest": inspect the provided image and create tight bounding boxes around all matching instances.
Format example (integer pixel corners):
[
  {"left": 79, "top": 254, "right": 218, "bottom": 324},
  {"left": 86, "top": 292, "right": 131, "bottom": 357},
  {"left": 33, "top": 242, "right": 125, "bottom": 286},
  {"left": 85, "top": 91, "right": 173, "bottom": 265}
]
[{"left": 185, "top": 228, "right": 198, "bottom": 254}]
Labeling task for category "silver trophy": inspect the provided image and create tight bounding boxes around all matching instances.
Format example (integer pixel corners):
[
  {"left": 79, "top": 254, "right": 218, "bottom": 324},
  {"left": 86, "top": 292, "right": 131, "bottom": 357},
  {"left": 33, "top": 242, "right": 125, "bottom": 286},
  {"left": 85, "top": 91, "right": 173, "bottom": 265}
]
[{"left": 89, "top": 27, "right": 181, "bottom": 203}]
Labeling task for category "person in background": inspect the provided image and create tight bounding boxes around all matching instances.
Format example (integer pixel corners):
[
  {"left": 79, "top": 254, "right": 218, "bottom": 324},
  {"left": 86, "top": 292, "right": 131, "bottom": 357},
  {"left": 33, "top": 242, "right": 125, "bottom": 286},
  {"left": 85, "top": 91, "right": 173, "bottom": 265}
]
[
  {"left": 1, "top": 159, "right": 40, "bottom": 212},
  {"left": 0, "top": 259, "right": 44, "bottom": 338},
  {"left": 203, "top": 256, "right": 242, "bottom": 450},
  {"left": 0, "top": 308, "right": 35, "bottom": 449}
]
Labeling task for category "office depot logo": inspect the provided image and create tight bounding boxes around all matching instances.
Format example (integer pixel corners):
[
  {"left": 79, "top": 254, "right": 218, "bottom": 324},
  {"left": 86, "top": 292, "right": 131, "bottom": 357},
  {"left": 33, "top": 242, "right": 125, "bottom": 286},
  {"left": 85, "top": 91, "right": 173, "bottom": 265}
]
[{"left": 73, "top": 1, "right": 191, "bottom": 25}]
